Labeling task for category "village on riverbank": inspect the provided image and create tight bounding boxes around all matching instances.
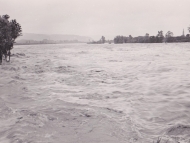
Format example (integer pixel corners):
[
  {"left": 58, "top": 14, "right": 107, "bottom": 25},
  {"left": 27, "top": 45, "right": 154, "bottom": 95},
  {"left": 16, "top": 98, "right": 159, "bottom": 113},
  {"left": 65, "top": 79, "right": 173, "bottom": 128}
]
[{"left": 88, "top": 28, "right": 190, "bottom": 44}]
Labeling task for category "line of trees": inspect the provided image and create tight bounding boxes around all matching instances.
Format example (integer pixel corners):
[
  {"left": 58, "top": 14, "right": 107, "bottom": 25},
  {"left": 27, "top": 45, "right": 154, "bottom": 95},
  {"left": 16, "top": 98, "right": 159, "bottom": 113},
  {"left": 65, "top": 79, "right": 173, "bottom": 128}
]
[
  {"left": 88, "top": 36, "right": 106, "bottom": 44},
  {"left": 0, "top": 14, "right": 22, "bottom": 64},
  {"left": 114, "top": 28, "right": 190, "bottom": 44}
]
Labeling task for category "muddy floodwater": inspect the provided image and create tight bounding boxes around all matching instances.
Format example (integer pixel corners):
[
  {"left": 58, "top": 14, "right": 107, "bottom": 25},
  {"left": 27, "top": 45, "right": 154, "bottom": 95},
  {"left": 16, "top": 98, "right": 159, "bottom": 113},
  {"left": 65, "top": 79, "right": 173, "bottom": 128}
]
[{"left": 1, "top": 43, "right": 190, "bottom": 143}]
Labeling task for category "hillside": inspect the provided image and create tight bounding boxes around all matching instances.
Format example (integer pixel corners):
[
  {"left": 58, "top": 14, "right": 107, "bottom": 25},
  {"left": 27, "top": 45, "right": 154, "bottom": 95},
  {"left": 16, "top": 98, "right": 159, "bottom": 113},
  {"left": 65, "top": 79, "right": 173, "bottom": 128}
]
[{"left": 16, "top": 33, "right": 93, "bottom": 43}]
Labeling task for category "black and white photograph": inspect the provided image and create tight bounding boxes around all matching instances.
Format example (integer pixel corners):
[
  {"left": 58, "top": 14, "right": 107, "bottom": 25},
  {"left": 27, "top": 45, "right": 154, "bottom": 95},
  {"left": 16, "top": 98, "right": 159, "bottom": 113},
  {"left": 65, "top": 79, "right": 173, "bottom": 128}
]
[{"left": 1, "top": 0, "right": 190, "bottom": 142}]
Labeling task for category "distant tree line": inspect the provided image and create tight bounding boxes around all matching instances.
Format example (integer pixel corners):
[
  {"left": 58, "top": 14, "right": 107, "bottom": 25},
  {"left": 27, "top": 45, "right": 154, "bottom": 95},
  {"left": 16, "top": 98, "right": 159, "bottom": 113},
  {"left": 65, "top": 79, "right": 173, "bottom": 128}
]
[
  {"left": 0, "top": 14, "right": 22, "bottom": 64},
  {"left": 88, "top": 36, "right": 107, "bottom": 44},
  {"left": 114, "top": 28, "right": 190, "bottom": 44}
]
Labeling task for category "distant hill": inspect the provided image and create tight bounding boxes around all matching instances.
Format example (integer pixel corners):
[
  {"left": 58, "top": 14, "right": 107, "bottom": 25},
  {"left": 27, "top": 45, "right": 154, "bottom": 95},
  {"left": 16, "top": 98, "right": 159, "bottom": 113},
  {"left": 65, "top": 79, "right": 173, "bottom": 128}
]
[{"left": 16, "top": 33, "right": 93, "bottom": 42}]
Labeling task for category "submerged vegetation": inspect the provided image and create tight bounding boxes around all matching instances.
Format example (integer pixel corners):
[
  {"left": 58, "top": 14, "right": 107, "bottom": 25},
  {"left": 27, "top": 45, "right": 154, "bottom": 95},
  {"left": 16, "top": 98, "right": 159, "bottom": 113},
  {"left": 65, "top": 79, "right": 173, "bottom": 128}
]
[{"left": 0, "top": 14, "right": 22, "bottom": 64}]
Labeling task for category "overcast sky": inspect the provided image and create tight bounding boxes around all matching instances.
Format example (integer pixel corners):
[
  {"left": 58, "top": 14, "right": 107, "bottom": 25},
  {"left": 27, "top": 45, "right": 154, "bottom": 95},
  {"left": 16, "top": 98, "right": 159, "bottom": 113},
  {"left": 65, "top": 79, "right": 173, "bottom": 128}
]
[{"left": 1, "top": 0, "right": 190, "bottom": 40}]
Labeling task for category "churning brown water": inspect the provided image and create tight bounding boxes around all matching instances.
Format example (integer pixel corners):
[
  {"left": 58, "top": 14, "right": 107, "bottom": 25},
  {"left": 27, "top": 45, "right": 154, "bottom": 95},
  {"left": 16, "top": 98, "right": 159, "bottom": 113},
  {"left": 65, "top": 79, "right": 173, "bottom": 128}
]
[{"left": 1, "top": 43, "right": 190, "bottom": 143}]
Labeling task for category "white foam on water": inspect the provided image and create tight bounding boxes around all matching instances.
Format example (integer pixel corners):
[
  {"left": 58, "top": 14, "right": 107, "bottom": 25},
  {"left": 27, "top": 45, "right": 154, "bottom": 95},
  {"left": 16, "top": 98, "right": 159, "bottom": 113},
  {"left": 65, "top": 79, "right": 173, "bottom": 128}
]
[{"left": 1, "top": 43, "right": 190, "bottom": 142}]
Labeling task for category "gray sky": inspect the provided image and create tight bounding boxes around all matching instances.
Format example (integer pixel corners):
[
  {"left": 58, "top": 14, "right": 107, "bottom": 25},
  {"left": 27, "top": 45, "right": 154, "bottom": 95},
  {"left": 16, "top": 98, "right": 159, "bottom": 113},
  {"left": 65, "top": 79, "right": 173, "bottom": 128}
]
[{"left": 1, "top": 0, "right": 190, "bottom": 40}]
